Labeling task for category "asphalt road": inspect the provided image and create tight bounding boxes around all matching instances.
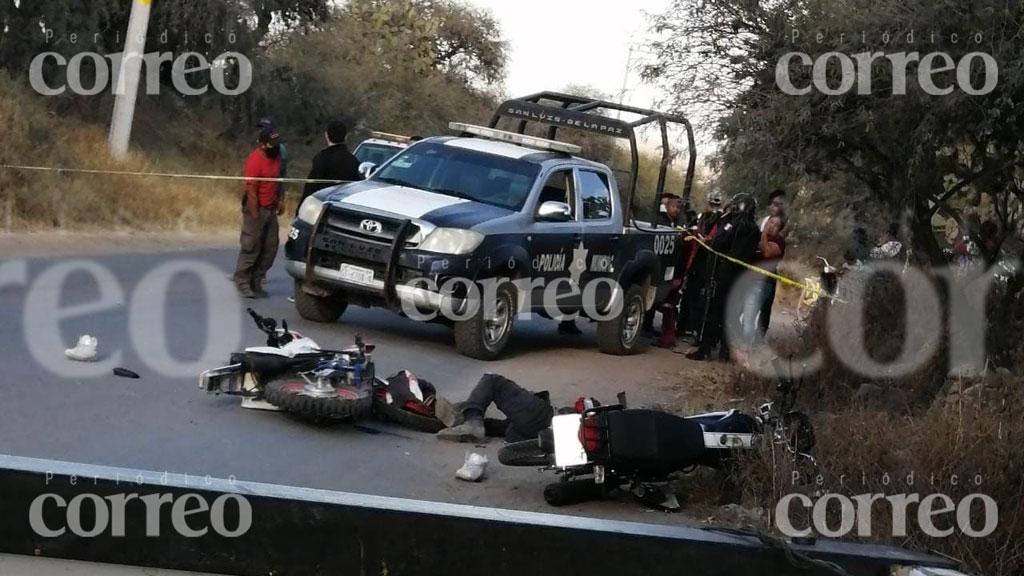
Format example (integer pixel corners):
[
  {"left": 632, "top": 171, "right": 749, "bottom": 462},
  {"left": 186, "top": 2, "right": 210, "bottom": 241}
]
[{"left": 0, "top": 244, "right": 712, "bottom": 526}]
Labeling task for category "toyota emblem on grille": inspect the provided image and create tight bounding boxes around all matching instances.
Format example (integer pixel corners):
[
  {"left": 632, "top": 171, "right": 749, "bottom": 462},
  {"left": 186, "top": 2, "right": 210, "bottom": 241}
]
[{"left": 360, "top": 219, "right": 383, "bottom": 234}]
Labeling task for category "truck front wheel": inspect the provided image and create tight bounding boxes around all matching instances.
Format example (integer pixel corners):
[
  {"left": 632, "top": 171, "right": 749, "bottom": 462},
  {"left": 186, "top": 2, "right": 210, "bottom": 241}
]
[
  {"left": 597, "top": 284, "right": 645, "bottom": 355},
  {"left": 454, "top": 281, "right": 516, "bottom": 361},
  {"left": 293, "top": 281, "right": 348, "bottom": 323}
]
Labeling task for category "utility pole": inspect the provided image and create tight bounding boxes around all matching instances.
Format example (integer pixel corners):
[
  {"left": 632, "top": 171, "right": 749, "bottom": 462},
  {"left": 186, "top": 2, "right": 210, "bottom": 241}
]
[
  {"left": 616, "top": 46, "right": 634, "bottom": 119},
  {"left": 108, "top": 0, "right": 153, "bottom": 159}
]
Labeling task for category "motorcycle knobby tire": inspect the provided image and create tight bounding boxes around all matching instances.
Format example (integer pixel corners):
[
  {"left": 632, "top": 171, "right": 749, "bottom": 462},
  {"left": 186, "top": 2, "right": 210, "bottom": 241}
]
[
  {"left": 498, "top": 439, "right": 552, "bottom": 467},
  {"left": 264, "top": 380, "right": 372, "bottom": 420}
]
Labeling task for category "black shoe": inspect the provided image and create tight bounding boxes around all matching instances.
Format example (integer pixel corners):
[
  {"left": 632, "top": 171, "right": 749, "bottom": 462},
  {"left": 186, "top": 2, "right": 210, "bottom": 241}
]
[
  {"left": 558, "top": 321, "right": 583, "bottom": 336},
  {"left": 686, "top": 348, "right": 710, "bottom": 361}
]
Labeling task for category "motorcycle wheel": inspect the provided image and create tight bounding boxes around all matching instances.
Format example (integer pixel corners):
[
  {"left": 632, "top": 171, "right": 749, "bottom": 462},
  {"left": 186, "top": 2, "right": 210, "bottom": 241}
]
[
  {"left": 497, "top": 439, "right": 552, "bottom": 467},
  {"left": 371, "top": 395, "right": 446, "bottom": 433},
  {"left": 263, "top": 380, "right": 372, "bottom": 420},
  {"left": 544, "top": 480, "right": 606, "bottom": 507},
  {"left": 783, "top": 411, "right": 816, "bottom": 454}
]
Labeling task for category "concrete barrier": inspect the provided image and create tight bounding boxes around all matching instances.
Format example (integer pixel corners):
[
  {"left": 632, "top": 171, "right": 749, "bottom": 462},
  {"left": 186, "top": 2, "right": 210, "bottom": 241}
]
[{"left": 0, "top": 454, "right": 957, "bottom": 576}]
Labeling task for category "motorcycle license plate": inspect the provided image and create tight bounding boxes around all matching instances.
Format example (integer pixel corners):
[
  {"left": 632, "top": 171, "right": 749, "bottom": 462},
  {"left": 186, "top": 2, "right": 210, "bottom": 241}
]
[
  {"left": 552, "top": 414, "right": 588, "bottom": 468},
  {"left": 338, "top": 264, "right": 375, "bottom": 285}
]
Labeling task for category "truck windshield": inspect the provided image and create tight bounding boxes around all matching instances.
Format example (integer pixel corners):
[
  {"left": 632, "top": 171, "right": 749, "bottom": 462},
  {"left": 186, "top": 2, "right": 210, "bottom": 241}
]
[{"left": 372, "top": 142, "right": 540, "bottom": 211}]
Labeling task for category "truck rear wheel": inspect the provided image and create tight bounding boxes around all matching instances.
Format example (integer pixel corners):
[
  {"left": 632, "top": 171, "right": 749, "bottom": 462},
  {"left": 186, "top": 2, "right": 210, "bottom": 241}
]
[
  {"left": 597, "top": 284, "right": 645, "bottom": 355},
  {"left": 454, "top": 281, "right": 516, "bottom": 361},
  {"left": 293, "top": 281, "right": 347, "bottom": 323}
]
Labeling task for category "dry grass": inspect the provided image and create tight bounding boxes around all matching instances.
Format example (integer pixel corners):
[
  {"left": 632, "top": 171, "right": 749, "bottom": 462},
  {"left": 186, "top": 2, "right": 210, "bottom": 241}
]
[
  {"left": 682, "top": 263, "right": 1024, "bottom": 576},
  {"left": 724, "top": 387, "right": 1024, "bottom": 576},
  {"left": 0, "top": 77, "right": 245, "bottom": 232}
]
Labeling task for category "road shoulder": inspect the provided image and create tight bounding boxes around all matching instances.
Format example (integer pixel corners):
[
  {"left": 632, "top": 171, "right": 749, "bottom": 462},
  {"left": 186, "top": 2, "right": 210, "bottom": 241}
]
[{"left": 0, "top": 231, "right": 236, "bottom": 259}]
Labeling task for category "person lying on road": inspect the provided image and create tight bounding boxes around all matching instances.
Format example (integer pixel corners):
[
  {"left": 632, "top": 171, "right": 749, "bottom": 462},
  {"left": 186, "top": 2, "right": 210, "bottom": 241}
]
[{"left": 436, "top": 374, "right": 554, "bottom": 444}]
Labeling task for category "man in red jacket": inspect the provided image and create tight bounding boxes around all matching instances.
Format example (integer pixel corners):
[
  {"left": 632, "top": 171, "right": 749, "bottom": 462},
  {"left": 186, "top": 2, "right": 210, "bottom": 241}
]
[{"left": 233, "top": 127, "right": 284, "bottom": 299}]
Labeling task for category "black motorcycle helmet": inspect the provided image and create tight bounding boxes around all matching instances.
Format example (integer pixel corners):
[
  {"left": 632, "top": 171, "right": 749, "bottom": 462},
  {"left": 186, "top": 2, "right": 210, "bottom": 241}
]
[{"left": 726, "top": 192, "right": 758, "bottom": 222}]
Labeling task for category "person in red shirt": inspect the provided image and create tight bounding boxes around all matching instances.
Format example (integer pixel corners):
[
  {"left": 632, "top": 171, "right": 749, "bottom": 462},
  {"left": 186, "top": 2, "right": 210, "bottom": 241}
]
[{"left": 233, "top": 128, "right": 284, "bottom": 298}]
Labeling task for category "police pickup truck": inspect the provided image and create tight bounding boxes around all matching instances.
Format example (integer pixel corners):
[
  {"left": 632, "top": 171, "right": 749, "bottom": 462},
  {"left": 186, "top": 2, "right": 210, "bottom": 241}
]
[{"left": 284, "top": 92, "right": 697, "bottom": 360}]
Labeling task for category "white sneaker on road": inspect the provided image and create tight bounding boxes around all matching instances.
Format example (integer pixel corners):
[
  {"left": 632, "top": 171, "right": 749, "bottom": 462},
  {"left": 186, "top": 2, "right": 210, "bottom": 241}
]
[
  {"left": 65, "top": 335, "right": 99, "bottom": 362},
  {"left": 456, "top": 452, "right": 488, "bottom": 482}
]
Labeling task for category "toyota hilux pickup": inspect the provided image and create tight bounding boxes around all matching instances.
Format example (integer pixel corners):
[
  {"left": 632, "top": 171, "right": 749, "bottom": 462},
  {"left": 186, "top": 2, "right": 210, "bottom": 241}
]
[{"left": 284, "top": 92, "right": 698, "bottom": 360}]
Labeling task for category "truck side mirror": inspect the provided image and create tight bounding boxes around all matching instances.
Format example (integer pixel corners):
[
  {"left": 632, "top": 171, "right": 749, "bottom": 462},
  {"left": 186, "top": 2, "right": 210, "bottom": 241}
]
[
  {"left": 536, "top": 201, "right": 573, "bottom": 222},
  {"left": 358, "top": 162, "right": 377, "bottom": 180}
]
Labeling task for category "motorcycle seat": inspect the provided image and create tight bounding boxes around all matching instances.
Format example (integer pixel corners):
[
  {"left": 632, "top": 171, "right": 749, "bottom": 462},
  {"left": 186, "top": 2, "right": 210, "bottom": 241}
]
[
  {"left": 242, "top": 352, "right": 330, "bottom": 380},
  {"left": 605, "top": 409, "right": 706, "bottom": 476}
]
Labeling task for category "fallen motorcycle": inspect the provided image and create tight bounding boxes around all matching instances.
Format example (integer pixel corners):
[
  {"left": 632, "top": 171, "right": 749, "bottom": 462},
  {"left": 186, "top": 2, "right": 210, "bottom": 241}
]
[
  {"left": 199, "top": 309, "right": 376, "bottom": 420},
  {"left": 498, "top": 358, "right": 815, "bottom": 511},
  {"left": 199, "top": 310, "right": 448, "bottom": 430}
]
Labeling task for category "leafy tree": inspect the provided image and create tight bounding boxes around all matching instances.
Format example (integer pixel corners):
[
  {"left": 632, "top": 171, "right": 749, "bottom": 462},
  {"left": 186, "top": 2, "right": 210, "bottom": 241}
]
[
  {"left": 343, "top": 0, "right": 507, "bottom": 87},
  {"left": 643, "top": 0, "right": 1023, "bottom": 265},
  {"left": 244, "top": 0, "right": 505, "bottom": 148},
  {"left": 0, "top": 0, "right": 330, "bottom": 89}
]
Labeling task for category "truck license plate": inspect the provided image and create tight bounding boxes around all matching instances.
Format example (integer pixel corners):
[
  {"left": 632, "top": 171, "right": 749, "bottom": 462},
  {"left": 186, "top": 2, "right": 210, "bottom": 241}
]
[{"left": 338, "top": 264, "right": 375, "bottom": 285}]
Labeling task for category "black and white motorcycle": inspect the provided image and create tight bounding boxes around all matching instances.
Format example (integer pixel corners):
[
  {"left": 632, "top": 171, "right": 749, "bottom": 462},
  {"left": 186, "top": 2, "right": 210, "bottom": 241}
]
[
  {"left": 199, "top": 309, "right": 377, "bottom": 420},
  {"left": 498, "top": 358, "right": 815, "bottom": 511}
]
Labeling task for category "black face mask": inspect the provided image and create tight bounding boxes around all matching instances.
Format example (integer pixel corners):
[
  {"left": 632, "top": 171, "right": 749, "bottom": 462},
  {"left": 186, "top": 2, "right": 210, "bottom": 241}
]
[{"left": 264, "top": 145, "right": 280, "bottom": 158}]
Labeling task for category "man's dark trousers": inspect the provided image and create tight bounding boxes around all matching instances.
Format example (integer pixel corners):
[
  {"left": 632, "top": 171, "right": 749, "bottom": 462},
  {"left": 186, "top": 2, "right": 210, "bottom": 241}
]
[
  {"left": 464, "top": 374, "right": 553, "bottom": 442},
  {"left": 756, "top": 278, "right": 777, "bottom": 340},
  {"left": 234, "top": 208, "right": 279, "bottom": 292}
]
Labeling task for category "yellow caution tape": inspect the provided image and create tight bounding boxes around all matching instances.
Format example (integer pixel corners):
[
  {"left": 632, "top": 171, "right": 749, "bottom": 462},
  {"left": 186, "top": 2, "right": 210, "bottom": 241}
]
[
  {"left": 0, "top": 164, "right": 351, "bottom": 185},
  {"left": 684, "top": 234, "right": 847, "bottom": 304}
]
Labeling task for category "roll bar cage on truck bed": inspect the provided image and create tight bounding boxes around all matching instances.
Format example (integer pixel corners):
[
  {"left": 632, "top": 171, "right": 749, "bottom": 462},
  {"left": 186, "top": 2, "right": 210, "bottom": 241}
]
[{"left": 488, "top": 91, "right": 698, "bottom": 227}]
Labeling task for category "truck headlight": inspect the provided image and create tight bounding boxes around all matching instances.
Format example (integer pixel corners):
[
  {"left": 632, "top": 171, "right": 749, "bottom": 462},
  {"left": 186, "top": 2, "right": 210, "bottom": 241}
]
[
  {"left": 419, "top": 228, "right": 484, "bottom": 255},
  {"left": 297, "top": 196, "right": 325, "bottom": 225}
]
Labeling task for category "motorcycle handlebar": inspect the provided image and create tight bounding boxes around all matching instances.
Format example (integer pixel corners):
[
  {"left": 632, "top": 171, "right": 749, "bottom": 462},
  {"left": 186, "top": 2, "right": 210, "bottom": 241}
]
[{"left": 247, "top": 308, "right": 277, "bottom": 333}]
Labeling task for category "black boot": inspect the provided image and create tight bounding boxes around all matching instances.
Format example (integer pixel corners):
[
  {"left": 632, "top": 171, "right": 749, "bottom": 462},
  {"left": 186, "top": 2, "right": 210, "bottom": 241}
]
[{"left": 686, "top": 347, "right": 711, "bottom": 361}]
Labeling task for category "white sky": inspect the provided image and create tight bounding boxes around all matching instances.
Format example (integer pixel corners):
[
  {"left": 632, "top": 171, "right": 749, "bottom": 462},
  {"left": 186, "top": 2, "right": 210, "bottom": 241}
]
[{"left": 466, "top": 0, "right": 673, "bottom": 108}]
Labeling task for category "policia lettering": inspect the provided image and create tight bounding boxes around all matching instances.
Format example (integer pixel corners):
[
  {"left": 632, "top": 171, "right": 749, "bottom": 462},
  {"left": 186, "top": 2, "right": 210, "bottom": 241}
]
[
  {"left": 533, "top": 252, "right": 567, "bottom": 273},
  {"left": 531, "top": 242, "right": 613, "bottom": 285}
]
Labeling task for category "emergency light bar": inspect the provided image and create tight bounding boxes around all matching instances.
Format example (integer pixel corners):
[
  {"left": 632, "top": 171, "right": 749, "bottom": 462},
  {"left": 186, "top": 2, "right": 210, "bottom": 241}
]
[
  {"left": 449, "top": 122, "right": 582, "bottom": 155},
  {"left": 369, "top": 131, "right": 412, "bottom": 143}
]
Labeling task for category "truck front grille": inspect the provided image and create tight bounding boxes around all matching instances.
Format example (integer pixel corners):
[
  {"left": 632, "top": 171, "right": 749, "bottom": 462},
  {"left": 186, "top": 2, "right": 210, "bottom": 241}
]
[{"left": 312, "top": 207, "right": 415, "bottom": 273}]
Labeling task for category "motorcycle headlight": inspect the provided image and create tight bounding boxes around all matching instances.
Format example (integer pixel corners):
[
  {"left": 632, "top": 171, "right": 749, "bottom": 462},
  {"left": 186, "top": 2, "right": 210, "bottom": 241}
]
[
  {"left": 418, "top": 228, "right": 484, "bottom": 255},
  {"left": 297, "top": 196, "right": 325, "bottom": 225}
]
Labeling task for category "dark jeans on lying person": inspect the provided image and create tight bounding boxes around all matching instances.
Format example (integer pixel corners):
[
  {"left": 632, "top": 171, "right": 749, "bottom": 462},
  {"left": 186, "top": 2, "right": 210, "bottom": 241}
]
[{"left": 463, "top": 374, "right": 554, "bottom": 443}]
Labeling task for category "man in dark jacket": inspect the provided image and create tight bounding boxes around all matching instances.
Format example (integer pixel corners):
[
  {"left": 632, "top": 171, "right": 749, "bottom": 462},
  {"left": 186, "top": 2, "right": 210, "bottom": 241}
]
[
  {"left": 687, "top": 193, "right": 761, "bottom": 361},
  {"left": 299, "top": 121, "right": 361, "bottom": 210}
]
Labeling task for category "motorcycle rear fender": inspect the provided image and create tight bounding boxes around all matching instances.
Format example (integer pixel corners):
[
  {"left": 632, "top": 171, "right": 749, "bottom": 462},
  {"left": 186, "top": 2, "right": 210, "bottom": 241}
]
[{"left": 551, "top": 414, "right": 590, "bottom": 468}]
